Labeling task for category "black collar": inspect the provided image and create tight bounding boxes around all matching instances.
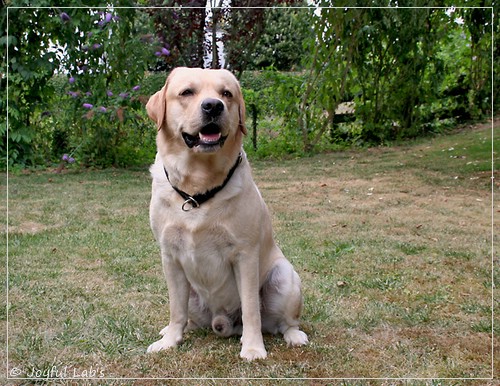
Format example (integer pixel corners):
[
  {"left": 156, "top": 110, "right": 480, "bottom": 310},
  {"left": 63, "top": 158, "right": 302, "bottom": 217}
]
[{"left": 164, "top": 153, "right": 243, "bottom": 211}]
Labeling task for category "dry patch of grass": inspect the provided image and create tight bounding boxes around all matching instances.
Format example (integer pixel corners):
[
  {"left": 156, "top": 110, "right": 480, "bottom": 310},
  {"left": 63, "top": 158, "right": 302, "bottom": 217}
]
[{"left": 2, "top": 119, "right": 498, "bottom": 383}]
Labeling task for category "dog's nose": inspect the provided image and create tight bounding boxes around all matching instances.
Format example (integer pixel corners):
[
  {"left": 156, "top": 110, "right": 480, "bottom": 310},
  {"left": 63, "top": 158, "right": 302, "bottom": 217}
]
[{"left": 201, "top": 98, "right": 224, "bottom": 117}]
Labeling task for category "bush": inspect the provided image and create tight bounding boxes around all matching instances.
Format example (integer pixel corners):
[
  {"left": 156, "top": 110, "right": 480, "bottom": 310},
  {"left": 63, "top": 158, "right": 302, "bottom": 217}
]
[
  {"left": 3, "top": 6, "right": 159, "bottom": 169},
  {"left": 46, "top": 76, "right": 157, "bottom": 168}
]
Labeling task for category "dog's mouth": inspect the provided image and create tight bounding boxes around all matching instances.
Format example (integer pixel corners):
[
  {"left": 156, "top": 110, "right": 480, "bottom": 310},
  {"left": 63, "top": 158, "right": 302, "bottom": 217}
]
[{"left": 182, "top": 123, "right": 227, "bottom": 152}]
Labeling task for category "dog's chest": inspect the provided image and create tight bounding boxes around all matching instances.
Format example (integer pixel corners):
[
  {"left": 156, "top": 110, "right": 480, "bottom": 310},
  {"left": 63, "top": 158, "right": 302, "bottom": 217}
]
[{"left": 163, "top": 222, "right": 240, "bottom": 305}]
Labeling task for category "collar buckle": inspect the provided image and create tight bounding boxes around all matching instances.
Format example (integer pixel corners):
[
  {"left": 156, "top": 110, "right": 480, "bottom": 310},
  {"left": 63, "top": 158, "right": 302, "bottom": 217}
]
[
  {"left": 164, "top": 152, "right": 243, "bottom": 211},
  {"left": 181, "top": 196, "right": 200, "bottom": 212}
]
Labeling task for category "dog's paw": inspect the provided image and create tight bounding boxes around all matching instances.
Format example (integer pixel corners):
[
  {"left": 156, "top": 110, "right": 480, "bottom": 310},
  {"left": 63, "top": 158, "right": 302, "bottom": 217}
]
[
  {"left": 159, "top": 325, "right": 170, "bottom": 336},
  {"left": 240, "top": 345, "right": 267, "bottom": 361},
  {"left": 147, "top": 333, "right": 182, "bottom": 353},
  {"left": 147, "top": 339, "right": 171, "bottom": 353},
  {"left": 284, "top": 328, "right": 308, "bottom": 347}
]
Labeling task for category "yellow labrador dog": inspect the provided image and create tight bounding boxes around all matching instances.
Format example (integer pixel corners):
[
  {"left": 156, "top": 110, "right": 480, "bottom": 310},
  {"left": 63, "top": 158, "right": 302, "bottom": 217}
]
[{"left": 146, "top": 67, "right": 308, "bottom": 361}]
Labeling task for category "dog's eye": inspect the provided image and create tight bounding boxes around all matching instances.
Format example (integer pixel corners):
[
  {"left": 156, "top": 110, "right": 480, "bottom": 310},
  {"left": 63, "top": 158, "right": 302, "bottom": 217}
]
[
  {"left": 222, "top": 90, "right": 233, "bottom": 98},
  {"left": 180, "top": 89, "right": 194, "bottom": 97}
]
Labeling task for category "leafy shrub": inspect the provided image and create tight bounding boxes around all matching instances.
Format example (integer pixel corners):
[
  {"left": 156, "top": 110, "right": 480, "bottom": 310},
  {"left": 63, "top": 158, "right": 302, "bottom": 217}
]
[{"left": 3, "top": 5, "right": 158, "bottom": 169}]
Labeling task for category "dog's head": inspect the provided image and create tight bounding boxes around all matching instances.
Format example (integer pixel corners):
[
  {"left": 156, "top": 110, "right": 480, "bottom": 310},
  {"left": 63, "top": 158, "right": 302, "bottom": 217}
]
[{"left": 147, "top": 67, "right": 247, "bottom": 154}]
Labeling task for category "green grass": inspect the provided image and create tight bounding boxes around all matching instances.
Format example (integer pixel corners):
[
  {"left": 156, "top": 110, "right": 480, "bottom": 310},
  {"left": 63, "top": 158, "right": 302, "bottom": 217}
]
[{"left": 2, "top": 119, "right": 498, "bottom": 383}]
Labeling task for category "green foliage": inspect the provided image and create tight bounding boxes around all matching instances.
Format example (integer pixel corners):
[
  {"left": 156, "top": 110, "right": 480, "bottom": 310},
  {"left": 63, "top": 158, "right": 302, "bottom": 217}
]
[
  {"left": 241, "top": 5, "right": 494, "bottom": 156},
  {"left": 241, "top": 69, "right": 351, "bottom": 158},
  {"left": 2, "top": 6, "right": 57, "bottom": 166},
  {"left": 2, "top": 5, "right": 495, "bottom": 167},
  {"left": 244, "top": 6, "right": 311, "bottom": 71},
  {"left": 3, "top": 4, "right": 158, "bottom": 168},
  {"left": 241, "top": 70, "right": 307, "bottom": 157}
]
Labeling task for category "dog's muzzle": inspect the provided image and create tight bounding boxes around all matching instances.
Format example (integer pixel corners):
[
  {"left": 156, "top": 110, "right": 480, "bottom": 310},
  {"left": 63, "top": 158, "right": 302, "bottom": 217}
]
[{"left": 182, "top": 98, "right": 228, "bottom": 151}]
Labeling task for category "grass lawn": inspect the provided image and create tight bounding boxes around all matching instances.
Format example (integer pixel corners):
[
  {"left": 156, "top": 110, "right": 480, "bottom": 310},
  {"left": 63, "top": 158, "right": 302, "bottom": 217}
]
[{"left": 3, "top": 119, "right": 499, "bottom": 383}]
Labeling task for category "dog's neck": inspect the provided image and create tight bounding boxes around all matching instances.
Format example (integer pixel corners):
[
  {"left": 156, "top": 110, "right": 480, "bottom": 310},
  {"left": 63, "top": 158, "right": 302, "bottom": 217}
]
[
  {"left": 164, "top": 153, "right": 242, "bottom": 211},
  {"left": 160, "top": 152, "right": 243, "bottom": 197}
]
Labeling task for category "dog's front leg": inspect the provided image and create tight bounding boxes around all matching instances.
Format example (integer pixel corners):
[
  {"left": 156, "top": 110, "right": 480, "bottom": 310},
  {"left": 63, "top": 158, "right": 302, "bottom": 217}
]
[
  {"left": 234, "top": 257, "right": 267, "bottom": 361},
  {"left": 147, "top": 258, "right": 189, "bottom": 353}
]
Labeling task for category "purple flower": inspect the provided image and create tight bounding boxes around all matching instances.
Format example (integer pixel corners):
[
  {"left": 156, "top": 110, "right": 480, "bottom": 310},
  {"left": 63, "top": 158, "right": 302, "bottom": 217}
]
[
  {"left": 99, "top": 106, "right": 107, "bottom": 112},
  {"left": 69, "top": 76, "right": 75, "bottom": 84},
  {"left": 119, "top": 92, "right": 129, "bottom": 98},
  {"left": 105, "top": 13, "right": 113, "bottom": 23},
  {"left": 92, "top": 43, "right": 102, "bottom": 50},
  {"left": 67, "top": 91, "right": 79, "bottom": 98},
  {"left": 62, "top": 154, "right": 75, "bottom": 163},
  {"left": 83, "top": 103, "right": 93, "bottom": 109},
  {"left": 60, "top": 12, "right": 71, "bottom": 22},
  {"left": 106, "top": 90, "right": 113, "bottom": 97},
  {"left": 132, "top": 85, "right": 140, "bottom": 91},
  {"left": 155, "top": 47, "right": 171, "bottom": 57},
  {"left": 85, "top": 91, "right": 92, "bottom": 96}
]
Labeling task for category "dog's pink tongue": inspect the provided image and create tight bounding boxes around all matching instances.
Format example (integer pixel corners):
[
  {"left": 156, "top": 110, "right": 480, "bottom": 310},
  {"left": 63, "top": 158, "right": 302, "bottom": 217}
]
[{"left": 200, "top": 132, "right": 222, "bottom": 143}]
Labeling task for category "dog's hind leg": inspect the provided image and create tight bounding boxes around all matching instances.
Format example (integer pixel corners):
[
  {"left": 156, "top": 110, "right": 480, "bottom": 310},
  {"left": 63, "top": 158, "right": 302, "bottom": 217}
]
[{"left": 260, "top": 258, "right": 309, "bottom": 347}]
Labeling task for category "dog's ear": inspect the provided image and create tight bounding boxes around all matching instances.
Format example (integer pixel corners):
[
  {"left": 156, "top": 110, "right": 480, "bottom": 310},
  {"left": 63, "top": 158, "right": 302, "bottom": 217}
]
[
  {"left": 147, "top": 71, "right": 177, "bottom": 131},
  {"left": 146, "top": 85, "right": 167, "bottom": 131},
  {"left": 237, "top": 92, "right": 247, "bottom": 135}
]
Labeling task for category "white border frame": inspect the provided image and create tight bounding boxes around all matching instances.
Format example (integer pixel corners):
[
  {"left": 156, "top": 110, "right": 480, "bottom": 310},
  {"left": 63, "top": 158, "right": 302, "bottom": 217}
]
[{"left": 4, "top": 4, "right": 496, "bottom": 382}]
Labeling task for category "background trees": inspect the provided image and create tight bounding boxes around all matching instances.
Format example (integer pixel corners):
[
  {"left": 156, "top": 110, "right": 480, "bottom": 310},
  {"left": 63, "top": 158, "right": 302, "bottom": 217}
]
[
  {"left": 266, "top": 3, "right": 496, "bottom": 154},
  {"left": 2, "top": 2, "right": 496, "bottom": 168}
]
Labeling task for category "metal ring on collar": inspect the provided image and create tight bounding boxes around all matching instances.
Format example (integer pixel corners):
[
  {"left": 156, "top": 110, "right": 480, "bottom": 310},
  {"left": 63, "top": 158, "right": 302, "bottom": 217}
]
[{"left": 182, "top": 196, "right": 200, "bottom": 211}]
